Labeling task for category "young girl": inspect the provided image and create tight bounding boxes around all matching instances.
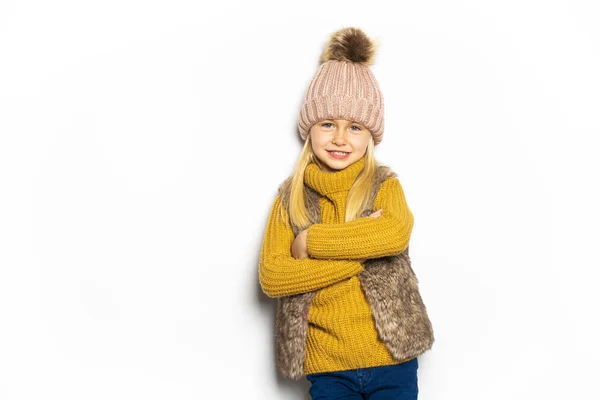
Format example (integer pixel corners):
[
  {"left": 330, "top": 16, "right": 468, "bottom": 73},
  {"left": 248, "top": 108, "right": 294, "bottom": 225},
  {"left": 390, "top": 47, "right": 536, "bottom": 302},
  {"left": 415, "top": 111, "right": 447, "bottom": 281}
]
[{"left": 258, "top": 27, "right": 434, "bottom": 399}]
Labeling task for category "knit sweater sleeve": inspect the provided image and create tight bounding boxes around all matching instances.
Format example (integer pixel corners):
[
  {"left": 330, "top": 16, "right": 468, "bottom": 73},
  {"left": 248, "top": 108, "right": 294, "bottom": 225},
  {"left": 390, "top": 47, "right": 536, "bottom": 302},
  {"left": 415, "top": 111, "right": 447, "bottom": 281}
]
[
  {"left": 258, "top": 195, "right": 365, "bottom": 298},
  {"left": 306, "top": 177, "right": 414, "bottom": 260}
]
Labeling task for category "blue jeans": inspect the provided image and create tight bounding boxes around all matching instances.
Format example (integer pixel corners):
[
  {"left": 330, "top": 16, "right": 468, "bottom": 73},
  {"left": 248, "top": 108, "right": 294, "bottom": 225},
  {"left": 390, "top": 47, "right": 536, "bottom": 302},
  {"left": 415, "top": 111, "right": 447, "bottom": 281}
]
[{"left": 305, "top": 358, "right": 419, "bottom": 400}]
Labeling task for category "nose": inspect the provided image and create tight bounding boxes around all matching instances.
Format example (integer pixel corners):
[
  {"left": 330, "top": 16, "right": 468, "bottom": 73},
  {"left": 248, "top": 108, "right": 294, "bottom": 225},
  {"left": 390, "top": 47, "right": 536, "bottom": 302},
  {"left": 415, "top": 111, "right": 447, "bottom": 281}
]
[{"left": 332, "top": 129, "right": 348, "bottom": 145}]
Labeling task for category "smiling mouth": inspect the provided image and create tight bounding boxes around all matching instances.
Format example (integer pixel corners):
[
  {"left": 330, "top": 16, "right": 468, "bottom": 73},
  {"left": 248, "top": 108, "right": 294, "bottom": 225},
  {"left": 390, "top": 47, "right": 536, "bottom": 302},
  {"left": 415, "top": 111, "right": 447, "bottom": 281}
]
[{"left": 326, "top": 150, "right": 351, "bottom": 160}]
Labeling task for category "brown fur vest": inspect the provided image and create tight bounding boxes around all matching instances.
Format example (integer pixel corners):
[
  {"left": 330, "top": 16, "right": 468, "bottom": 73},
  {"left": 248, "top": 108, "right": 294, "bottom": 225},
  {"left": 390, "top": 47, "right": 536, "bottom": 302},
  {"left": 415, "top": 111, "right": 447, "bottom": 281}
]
[{"left": 274, "top": 164, "right": 435, "bottom": 380}]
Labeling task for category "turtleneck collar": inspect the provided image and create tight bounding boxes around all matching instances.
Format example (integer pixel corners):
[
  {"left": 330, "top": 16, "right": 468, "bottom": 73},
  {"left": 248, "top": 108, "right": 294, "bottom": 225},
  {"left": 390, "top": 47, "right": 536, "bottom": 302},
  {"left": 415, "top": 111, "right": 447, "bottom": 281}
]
[{"left": 304, "top": 156, "right": 366, "bottom": 195}]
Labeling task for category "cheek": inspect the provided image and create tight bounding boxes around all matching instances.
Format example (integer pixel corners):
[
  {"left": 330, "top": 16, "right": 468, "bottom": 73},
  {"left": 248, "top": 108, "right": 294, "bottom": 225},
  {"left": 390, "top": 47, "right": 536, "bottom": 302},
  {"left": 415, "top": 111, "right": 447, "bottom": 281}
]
[
  {"left": 350, "top": 137, "right": 369, "bottom": 151},
  {"left": 311, "top": 135, "right": 329, "bottom": 148},
  {"left": 310, "top": 138, "right": 325, "bottom": 153}
]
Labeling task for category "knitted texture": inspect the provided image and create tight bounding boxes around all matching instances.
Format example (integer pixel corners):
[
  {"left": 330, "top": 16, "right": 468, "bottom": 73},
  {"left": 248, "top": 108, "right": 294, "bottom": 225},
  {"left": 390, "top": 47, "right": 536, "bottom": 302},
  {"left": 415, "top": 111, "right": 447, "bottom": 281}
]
[
  {"left": 258, "top": 194, "right": 364, "bottom": 297},
  {"left": 298, "top": 60, "right": 385, "bottom": 145},
  {"left": 258, "top": 156, "right": 415, "bottom": 374}
]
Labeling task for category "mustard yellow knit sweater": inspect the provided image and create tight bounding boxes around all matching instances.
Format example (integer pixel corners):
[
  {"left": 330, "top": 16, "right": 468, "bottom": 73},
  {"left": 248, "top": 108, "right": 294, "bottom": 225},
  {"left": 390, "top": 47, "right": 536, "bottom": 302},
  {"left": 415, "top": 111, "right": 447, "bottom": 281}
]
[{"left": 259, "top": 156, "right": 415, "bottom": 374}]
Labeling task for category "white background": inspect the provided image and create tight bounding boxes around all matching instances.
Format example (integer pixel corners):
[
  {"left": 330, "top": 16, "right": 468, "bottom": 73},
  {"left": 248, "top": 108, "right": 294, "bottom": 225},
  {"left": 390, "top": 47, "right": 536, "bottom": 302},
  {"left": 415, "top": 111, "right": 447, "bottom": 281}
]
[{"left": 1, "top": 1, "right": 599, "bottom": 399}]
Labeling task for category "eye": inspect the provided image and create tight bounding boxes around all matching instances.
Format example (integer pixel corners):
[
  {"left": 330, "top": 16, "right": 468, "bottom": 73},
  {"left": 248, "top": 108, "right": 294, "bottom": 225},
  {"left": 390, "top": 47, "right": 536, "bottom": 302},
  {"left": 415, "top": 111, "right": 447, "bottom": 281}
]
[
  {"left": 322, "top": 122, "right": 334, "bottom": 128},
  {"left": 350, "top": 125, "right": 362, "bottom": 131}
]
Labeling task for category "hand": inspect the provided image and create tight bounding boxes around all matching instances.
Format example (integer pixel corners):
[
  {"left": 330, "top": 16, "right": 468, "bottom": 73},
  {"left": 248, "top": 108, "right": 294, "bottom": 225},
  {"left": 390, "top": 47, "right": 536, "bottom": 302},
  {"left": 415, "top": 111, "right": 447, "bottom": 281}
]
[
  {"left": 291, "top": 229, "right": 309, "bottom": 260},
  {"left": 368, "top": 209, "right": 383, "bottom": 218}
]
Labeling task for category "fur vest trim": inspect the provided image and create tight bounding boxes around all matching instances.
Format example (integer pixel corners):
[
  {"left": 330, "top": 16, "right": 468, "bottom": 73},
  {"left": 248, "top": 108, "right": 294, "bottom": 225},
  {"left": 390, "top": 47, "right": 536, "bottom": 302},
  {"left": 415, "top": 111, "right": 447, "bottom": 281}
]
[{"left": 274, "top": 164, "right": 435, "bottom": 380}]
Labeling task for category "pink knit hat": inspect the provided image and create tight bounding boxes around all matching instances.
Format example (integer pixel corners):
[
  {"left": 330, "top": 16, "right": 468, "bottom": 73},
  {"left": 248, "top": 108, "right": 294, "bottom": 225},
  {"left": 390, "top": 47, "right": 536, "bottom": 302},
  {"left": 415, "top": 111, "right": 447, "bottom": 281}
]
[{"left": 298, "top": 27, "right": 385, "bottom": 145}]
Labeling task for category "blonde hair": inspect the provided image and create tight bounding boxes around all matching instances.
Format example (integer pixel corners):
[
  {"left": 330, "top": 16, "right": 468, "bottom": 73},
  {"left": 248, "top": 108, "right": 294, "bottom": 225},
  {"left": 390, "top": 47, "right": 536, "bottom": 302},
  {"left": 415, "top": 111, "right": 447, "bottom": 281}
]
[{"left": 281, "top": 135, "right": 377, "bottom": 229}]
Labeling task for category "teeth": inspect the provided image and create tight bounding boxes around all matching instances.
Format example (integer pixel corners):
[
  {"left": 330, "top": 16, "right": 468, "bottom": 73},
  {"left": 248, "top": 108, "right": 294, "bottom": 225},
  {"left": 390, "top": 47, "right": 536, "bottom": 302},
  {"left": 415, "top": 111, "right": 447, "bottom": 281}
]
[{"left": 331, "top": 151, "right": 348, "bottom": 155}]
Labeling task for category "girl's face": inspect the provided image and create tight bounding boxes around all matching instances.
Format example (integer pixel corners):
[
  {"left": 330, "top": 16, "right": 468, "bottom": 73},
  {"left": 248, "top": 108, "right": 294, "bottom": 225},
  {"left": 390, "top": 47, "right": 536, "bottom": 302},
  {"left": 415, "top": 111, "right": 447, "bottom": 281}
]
[{"left": 309, "top": 119, "right": 372, "bottom": 172}]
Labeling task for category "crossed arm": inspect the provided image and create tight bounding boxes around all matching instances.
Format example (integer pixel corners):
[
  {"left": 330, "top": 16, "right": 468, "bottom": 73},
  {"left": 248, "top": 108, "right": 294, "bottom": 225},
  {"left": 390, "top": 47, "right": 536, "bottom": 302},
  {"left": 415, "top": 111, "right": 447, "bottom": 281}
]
[
  {"left": 258, "top": 195, "right": 365, "bottom": 298},
  {"left": 258, "top": 177, "right": 413, "bottom": 298},
  {"left": 301, "top": 177, "right": 413, "bottom": 260}
]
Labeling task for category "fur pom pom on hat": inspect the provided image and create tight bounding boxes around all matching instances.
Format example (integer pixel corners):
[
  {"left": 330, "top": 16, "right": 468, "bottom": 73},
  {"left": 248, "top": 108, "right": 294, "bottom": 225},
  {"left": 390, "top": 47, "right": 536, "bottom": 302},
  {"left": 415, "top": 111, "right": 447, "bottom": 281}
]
[{"left": 298, "top": 27, "right": 385, "bottom": 145}]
